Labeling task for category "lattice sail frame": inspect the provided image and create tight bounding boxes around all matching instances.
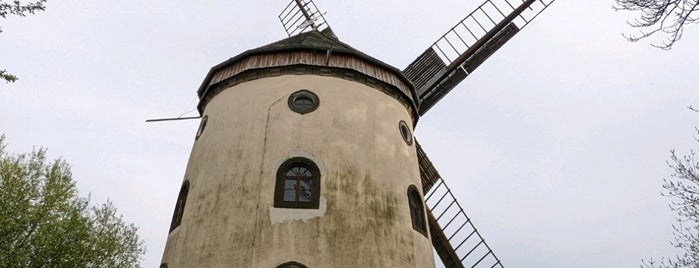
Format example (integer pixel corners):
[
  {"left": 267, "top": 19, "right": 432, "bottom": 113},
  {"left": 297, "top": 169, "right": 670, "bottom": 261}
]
[
  {"left": 428, "top": 0, "right": 555, "bottom": 65},
  {"left": 404, "top": 0, "right": 556, "bottom": 115},
  {"left": 279, "top": 0, "right": 331, "bottom": 36},
  {"left": 418, "top": 142, "right": 504, "bottom": 268}
]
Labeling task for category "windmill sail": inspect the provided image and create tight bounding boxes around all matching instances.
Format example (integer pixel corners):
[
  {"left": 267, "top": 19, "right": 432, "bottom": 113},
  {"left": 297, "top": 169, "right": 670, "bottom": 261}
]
[
  {"left": 404, "top": 0, "right": 555, "bottom": 115},
  {"left": 418, "top": 142, "right": 503, "bottom": 268},
  {"left": 279, "top": 0, "right": 331, "bottom": 37}
]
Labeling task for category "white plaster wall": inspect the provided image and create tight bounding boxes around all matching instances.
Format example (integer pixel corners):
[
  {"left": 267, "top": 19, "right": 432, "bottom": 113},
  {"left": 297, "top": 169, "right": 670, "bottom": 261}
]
[{"left": 162, "top": 74, "right": 435, "bottom": 268}]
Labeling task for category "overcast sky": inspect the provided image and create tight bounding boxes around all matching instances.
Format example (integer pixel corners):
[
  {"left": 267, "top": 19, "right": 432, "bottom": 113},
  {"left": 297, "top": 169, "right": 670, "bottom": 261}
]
[{"left": 2, "top": 1, "right": 698, "bottom": 267}]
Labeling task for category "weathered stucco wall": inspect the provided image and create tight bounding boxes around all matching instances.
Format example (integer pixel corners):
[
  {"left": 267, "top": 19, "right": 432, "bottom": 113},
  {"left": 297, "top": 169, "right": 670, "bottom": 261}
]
[{"left": 162, "top": 74, "right": 435, "bottom": 268}]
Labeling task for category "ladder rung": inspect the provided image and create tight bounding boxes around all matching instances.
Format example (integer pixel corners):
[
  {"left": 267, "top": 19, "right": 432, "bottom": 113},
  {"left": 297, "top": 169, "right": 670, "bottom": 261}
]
[
  {"left": 460, "top": 240, "right": 485, "bottom": 262},
  {"left": 447, "top": 221, "right": 469, "bottom": 241},
  {"left": 470, "top": 250, "right": 492, "bottom": 268},
  {"left": 436, "top": 201, "right": 456, "bottom": 221},
  {"left": 453, "top": 229, "right": 477, "bottom": 252},
  {"left": 429, "top": 190, "right": 450, "bottom": 210},
  {"left": 441, "top": 210, "right": 462, "bottom": 230}
]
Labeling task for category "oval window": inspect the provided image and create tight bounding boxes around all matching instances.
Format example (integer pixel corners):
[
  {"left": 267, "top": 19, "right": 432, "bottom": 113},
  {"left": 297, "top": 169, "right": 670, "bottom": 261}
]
[
  {"left": 399, "top": 120, "right": 413, "bottom": 146},
  {"left": 288, "top": 90, "right": 319, "bottom": 114},
  {"left": 195, "top": 115, "right": 208, "bottom": 140}
]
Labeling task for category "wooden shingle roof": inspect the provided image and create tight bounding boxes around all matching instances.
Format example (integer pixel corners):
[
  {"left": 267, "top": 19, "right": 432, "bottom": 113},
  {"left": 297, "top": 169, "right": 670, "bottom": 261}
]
[{"left": 196, "top": 29, "right": 420, "bottom": 119}]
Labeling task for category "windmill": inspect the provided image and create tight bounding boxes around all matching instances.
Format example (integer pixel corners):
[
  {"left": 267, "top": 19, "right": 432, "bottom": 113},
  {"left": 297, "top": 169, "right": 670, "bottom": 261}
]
[
  {"left": 282, "top": 1, "right": 557, "bottom": 267},
  {"left": 159, "top": 1, "right": 555, "bottom": 267}
]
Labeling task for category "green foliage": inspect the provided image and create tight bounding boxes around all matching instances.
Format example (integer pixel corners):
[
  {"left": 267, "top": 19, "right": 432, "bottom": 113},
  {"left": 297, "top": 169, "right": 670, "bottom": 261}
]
[
  {"left": 0, "top": 135, "right": 145, "bottom": 267},
  {"left": 0, "top": 0, "right": 47, "bottom": 83},
  {"left": 0, "top": 0, "right": 46, "bottom": 20},
  {"left": 0, "top": 69, "right": 18, "bottom": 83}
]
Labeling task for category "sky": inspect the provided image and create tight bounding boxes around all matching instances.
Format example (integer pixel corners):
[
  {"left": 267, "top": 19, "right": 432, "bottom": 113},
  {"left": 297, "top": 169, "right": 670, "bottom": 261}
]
[{"left": 1, "top": 1, "right": 698, "bottom": 267}]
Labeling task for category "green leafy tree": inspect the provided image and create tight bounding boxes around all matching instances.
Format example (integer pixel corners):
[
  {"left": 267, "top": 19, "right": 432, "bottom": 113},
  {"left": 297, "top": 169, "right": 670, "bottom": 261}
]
[
  {"left": 614, "top": 0, "right": 698, "bottom": 49},
  {"left": 0, "top": 0, "right": 47, "bottom": 83},
  {"left": 0, "top": 135, "right": 145, "bottom": 267}
]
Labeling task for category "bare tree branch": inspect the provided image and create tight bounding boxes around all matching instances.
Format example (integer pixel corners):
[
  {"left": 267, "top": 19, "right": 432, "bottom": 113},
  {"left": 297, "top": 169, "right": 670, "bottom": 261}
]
[
  {"left": 0, "top": 0, "right": 47, "bottom": 83},
  {"left": 614, "top": 0, "right": 699, "bottom": 49},
  {"left": 644, "top": 127, "right": 699, "bottom": 267}
]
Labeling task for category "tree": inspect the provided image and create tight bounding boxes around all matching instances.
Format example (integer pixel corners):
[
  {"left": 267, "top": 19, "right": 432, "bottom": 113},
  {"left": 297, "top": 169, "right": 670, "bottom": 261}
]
[
  {"left": 0, "top": 135, "right": 146, "bottom": 267},
  {"left": 0, "top": 0, "right": 47, "bottom": 83},
  {"left": 614, "top": 0, "right": 699, "bottom": 49},
  {"left": 642, "top": 111, "right": 699, "bottom": 268}
]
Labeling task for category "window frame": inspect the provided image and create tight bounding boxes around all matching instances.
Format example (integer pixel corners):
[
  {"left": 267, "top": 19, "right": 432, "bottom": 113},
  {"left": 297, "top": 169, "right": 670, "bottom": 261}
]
[
  {"left": 407, "top": 185, "right": 428, "bottom": 237},
  {"left": 169, "top": 180, "right": 190, "bottom": 232},
  {"left": 399, "top": 120, "right": 413, "bottom": 146},
  {"left": 274, "top": 157, "right": 321, "bottom": 209},
  {"left": 195, "top": 115, "right": 208, "bottom": 141},
  {"left": 276, "top": 261, "right": 308, "bottom": 268},
  {"left": 288, "top": 90, "right": 319, "bottom": 114}
]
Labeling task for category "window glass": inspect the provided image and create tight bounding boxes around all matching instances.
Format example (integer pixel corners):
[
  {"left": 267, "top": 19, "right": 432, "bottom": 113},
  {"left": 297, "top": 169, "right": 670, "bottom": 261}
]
[
  {"left": 195, "top": 115, "right": 208, "bottom": 140},
  {"left": 399, "top": 120, "right": 413, "bottom": 146},
  {"left": 408, "top": 185, "right": 427, "bottom": 237},
  {"left": 294, "top": 96, "right": 314, "bottom": 110},
  {"left": 169, "top": 181, "right": 190, "bottom": 232},
  {"left": 284, "top": 180, "right": 296, "bottom": 189},
  {"left": 275, "top": 158, "right": 320, "bottom": 209},
  {"left": 284, "top": 189, "right": 296, "bottom": 202},
  {"left": 288, "top": 90, "right": 319, "bottom": 114},
  {"left": 299, "top": 180, "right": 312, "bottom": 202}
]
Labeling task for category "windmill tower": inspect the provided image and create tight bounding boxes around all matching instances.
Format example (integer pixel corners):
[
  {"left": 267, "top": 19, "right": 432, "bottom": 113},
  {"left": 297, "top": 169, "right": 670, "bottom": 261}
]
[{"left": 160, "top": 1, "right": 554, "bottom": 267}]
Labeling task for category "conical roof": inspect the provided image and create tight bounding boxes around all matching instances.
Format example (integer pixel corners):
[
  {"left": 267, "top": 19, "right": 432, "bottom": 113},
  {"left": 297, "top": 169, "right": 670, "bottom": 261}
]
[
  {"left": 197, "top": 29, "right": 419, "bottom": 119},
  {"left": 252, "top": 28, "right": 350, "bottom": 52}
]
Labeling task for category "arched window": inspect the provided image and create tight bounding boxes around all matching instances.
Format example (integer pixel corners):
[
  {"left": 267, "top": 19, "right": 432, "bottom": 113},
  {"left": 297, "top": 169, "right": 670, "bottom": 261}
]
[
  {"left": 169, "top": 180, "right": 190, "bottom": 232},
  {"left": 275, "top": 157, "right": 320, "bottom": 209},
  {"left": 408, "top": 185, "right": 427, "bottom": 237},
  {"left": 276, "top": 261, "right": 308, "bottom": 268}
]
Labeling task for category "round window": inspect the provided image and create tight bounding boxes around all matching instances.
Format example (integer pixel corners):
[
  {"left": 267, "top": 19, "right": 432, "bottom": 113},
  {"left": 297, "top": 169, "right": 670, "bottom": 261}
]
[
  {"left": 288, "top": 90, "right": 319, "bottom": 114},
  {"left": 195, "top": 115, "right": 208, "bottom": 140},
  {"left": 399, "top": 120, "right": 413, "bottom": 146}
]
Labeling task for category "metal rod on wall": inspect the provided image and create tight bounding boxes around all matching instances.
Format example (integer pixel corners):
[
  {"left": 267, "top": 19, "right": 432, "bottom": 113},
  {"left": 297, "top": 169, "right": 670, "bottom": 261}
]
[{"left": 145, "top": 116, "right": 201, "bottom": 123}]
